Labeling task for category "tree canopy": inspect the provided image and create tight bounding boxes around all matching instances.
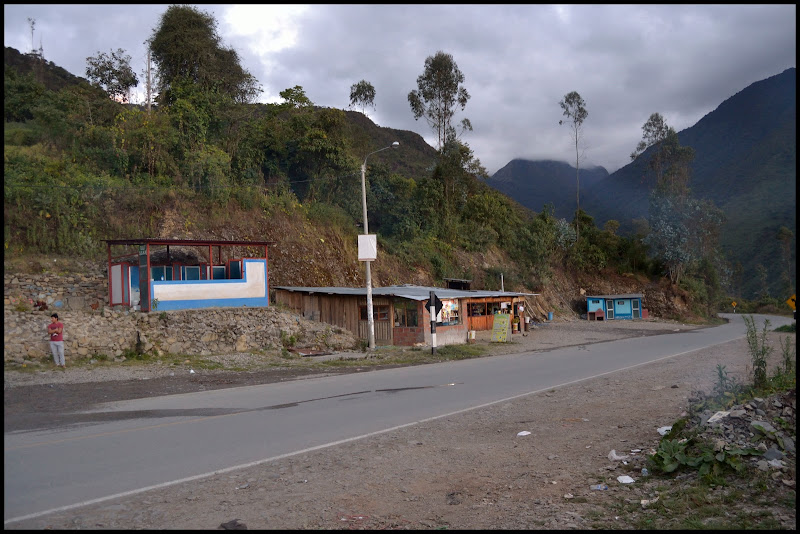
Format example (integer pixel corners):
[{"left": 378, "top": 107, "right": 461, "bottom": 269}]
[
  {"left": 148, "top": 5, "right": 261, "bottom": 106},
  {"left": 630, "top": 112, "right": 694, "bottom": 195},
  {"left": 408, "top": 51, "right": 471, "bottom": 151},
  {"left": 85, "top": 48, "right": 138, "bottom": 103},
  {"left": 349, "top": 80, "right": 376, "bottom": 116},
  {"left": 559, "top": 90, "right": 588, "bottom": 241}
]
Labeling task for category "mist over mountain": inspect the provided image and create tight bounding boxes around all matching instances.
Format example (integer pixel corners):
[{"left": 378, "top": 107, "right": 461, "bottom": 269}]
[
  {"left": 487, "top": 68, "right": 796, "bottom": 300},
  {"left": 485, "top": 160, "right": 608, "bottom": 220}
]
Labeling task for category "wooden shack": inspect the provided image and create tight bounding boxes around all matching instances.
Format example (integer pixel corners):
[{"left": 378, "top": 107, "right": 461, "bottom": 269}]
[{"left": 274, "top": 285, "right": 536, "bottom": 346}]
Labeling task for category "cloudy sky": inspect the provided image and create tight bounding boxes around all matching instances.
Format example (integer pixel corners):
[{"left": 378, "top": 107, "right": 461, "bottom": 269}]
[{"left": 4, "top": 4, "right": 796, "bottom": 175}]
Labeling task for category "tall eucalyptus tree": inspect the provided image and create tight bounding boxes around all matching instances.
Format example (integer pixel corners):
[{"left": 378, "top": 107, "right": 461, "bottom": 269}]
[
  {"left": 559, "top": 91, "right": 588, "bottom": 241},
  {"left": 408, "top": 51, "right": 471, "bottom": 151}
]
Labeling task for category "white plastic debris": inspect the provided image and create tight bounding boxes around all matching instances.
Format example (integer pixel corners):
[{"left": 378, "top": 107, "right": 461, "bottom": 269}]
[
  {"left": 641, "top": 496, "right": 659, "bottom": 507},
  {"left": 617, "top": 475, "right": 635, "bottom": 484},
  {"left": 706, "top": 411, "right": 730, "bottom": 424},
  {"left": 517, "top": 430, "right": 531, "bottom": 436},
  {"left": 608, "top": 449, "right": 629, "bottom": 461},
  {"left": 190, "top": 369, "right": 195, "bottom": 374},
  {"left": 657, "top": 426, "right": 672, "bottom": 436}
]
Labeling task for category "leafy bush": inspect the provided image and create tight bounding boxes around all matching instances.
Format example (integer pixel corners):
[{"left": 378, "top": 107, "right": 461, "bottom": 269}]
[
  {"left": 4, "top": 122, "right": 41, "bottom": 146},
  {"left": 649, "top": 432, "right": 761, "bottom": 478},
  {"left": 712, "top": 363, "right": 743, "bottom": 407}
]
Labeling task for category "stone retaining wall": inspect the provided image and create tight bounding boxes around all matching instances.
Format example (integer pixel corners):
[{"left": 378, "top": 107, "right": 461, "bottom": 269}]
[
  {"left": 4, "top": 306, "right": 357, "bottom": 363},
  {"left": 4, "top": 267, "right": 357, "bottom": 363},
  {"left": 5, "top": 268, "right": 108, "bottom": 313}
]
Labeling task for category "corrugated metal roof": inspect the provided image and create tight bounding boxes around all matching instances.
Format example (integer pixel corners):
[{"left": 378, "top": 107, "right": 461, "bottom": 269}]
[
  {"left": 586, "top": 294, "right": 643, "bottom": 299},
  {"left": 274, "top": 284, "right": 538, "bottom": 301}
]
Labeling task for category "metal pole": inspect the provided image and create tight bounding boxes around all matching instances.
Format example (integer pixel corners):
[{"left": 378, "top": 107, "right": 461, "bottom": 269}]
[
  {"left": 360, "top": 142, "right": 399, "bottom": 351},
  {"left": 360, "top": 160, "right": 375, "bottom": 350}
]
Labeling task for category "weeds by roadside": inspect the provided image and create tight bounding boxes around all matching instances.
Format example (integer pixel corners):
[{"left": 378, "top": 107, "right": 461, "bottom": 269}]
[{"left": 638, "top": 316, "right": 796, "bottom": 529}]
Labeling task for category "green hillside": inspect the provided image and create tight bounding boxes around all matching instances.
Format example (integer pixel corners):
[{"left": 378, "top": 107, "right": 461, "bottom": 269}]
[{"left": 4, "top": 21, "right": 785, "bottom": 320}]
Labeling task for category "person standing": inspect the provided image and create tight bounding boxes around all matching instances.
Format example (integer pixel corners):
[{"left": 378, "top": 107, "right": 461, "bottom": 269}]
[{"left": 47, "top": 312, "right": 65, "bottom": 368}]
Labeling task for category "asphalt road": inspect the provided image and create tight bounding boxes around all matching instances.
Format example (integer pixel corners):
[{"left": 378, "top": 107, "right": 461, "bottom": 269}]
[{"left": 4, "top": 313, "right": 792, "bottom": 524}]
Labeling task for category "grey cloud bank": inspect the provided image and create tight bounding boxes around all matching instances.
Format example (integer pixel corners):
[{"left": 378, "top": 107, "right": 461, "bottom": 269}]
[{"left": 4, "top": 4, "right": 795, "bottom": 175}]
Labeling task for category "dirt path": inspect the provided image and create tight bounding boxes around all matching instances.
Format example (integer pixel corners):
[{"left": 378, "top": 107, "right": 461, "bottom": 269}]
[{"left": 4, "top": 319, "right": 795, "bottom": 530}]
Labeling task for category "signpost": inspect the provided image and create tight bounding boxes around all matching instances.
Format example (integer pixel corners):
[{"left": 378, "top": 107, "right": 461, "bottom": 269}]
[
  {"left": 429, "top": 291, "right": 443, "bottom": 354},
  {"left": 731, "top": 301, "right": 736, "bottom": 313},
  {"left": 787, "top": 294, "right": 796, "bottom": 320}
]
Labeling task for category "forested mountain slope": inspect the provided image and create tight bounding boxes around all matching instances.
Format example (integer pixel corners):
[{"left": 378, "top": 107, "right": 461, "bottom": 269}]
[{"left": 485, "top": 68, "right": 796, "bottom": 300}]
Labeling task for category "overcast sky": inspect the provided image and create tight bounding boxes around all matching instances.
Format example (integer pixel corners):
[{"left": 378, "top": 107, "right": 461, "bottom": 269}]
[{"left": 4, "top": 4, "right": 796, "bottom": 175}]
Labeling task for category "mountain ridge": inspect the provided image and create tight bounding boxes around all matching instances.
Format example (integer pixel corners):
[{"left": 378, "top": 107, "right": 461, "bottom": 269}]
[
  {"left": 486, "top": 68, "right": 796, "bottom": 299},
  {"left": 485, "top": 159, "right": 609, "bottom": 220}
]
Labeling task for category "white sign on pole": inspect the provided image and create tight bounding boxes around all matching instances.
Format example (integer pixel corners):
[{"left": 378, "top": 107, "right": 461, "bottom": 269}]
[{"left": 358, "top": 234, "right": 377, "bottom": 261}]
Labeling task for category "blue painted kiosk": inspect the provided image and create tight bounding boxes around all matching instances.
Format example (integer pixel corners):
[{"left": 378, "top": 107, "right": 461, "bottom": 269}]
[
  {"left": 105, "top": 238, "right": 274, "bottom": 312},
  {"left": 586, "top": 293, "right": 645, "bottom": 320}
]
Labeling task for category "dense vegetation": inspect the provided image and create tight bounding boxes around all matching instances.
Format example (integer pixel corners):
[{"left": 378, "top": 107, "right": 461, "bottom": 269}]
[
  {"left": 581, "top": 68, "right": 797, "bottom": 301},
  {"left": 2, "top": 6, "right": 792, "bottom": 316}
]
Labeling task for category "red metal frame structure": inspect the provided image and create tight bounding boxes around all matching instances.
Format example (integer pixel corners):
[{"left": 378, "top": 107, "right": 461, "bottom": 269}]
[{"left": 104, "top": 238, "right": 274, "bottom": 312}]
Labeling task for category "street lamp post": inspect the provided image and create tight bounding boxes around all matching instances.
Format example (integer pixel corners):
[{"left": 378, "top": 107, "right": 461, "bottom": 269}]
[{"left": 360, "top": 141, "right": 399, "bottom": 350}]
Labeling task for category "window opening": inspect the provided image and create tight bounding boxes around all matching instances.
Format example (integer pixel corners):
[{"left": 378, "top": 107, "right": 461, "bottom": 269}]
[
  {"left": 360, "top": 305, "right": 390, "bottom": 321},
  {"left": 469, "top": 303, "right": 486, "bottom": 316},
  {"left": 393, "top": 299, "right": 419, "bottom": 327},
  {"left": 439, "top": 299, "right": 460, "bottom": 325}
]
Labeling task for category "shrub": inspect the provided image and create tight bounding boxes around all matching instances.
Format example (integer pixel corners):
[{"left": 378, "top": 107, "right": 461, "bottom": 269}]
[{"left": 743, "top": 315, "right": 772, "bottom": 389}]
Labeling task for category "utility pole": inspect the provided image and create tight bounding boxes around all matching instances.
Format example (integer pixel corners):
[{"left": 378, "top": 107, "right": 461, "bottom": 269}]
[{"left": 359, "top": 142, "right": 399, "bottom": 350}]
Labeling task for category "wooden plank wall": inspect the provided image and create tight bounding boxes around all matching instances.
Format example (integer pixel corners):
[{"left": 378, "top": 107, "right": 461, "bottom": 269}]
[{"left": 273, "top": 290, "right": 392, "bottom": 344}]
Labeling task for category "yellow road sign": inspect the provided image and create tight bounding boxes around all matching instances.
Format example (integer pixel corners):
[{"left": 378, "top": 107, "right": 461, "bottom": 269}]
[
  {"left": 731, "top": 301, "right": 737, "bottom": 308},
  {"left": 787, "top": 294, "right": 796, "bottom": 311}
]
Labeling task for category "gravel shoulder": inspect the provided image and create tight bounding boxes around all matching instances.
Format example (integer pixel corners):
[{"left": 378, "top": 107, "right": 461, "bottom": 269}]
[
  {"left": 4, "top": 318, "right": 796, "bottom": 530},
  {"left": 3, "top": 318, "right": 698, "bottom": 389}
]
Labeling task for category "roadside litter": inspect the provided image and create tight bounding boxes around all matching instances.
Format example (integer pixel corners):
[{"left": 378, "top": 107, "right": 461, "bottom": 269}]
[
  {"left": 517, "top": 430, "right": 531, "bottom": 436},
  {"left": 608, "top": 449, "right": 629, "bottom": 461},
  {"left": 641, "top": 496, "right": 659, "bottom": 508},
  {"left": 617, "top": 475, "right": 635, "bottom": 484},
  {"left": 657, "top": 426, "right": 672, "bottom": 436},
  {"left": 590, "top": 484, "right": 608, "bottom": 490}
]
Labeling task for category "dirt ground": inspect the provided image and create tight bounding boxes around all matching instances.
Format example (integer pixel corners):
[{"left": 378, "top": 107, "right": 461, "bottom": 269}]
[{"left": 4, "top": 318, "right": 796, "bottom": 530}]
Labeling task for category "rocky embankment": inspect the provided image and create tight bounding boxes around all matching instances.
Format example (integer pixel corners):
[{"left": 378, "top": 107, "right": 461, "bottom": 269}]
[{"left": 3, "top": 305, "right": 357, "bottom": 364}]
